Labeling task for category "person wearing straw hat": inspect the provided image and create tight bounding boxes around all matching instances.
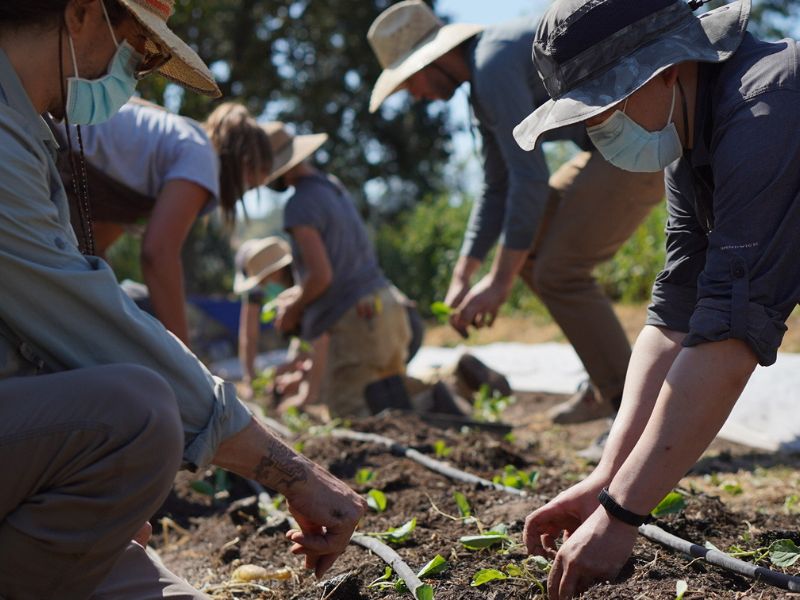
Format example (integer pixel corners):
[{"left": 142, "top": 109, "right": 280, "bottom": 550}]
[
  {"left": 510, "top": 0, "right": 800, "bottom": 596},
  {"left": 368, "top": 0, "right": 665, "bottom": 428},
  {"left": 53, "top": 98, "right": 273, "bottom": 346},
  {"left": 0, "top": 1, "right": 365, "bottom": 597},
  {"left": 261, "top": 121, "right": 413, "bottom": 418}
]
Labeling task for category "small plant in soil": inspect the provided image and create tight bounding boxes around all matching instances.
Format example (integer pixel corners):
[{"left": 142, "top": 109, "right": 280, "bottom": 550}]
[
  {"left": 355, "top": 467, "right": 377, "bottom": 485},
  {"left": 460, "top": 524, "right": 514, "bottom": 552},
  {"left": 471, "top": 555, "right": 551, "bottom": 594},
  {"left": 366, "top": 488, "right": 387, "bottom": 513},
  {"left": 473, "top": 384, "right": 515, "bottom": 422},
  {"left": 190, "top": 467, "right": 231, "bottom": 505},
  {"left": 651, "top": 490, "right": 687, "bottom": 518},
  {"left": 675, "top": 579, "right": 688, "bottom": 600},
  {"left": 493, "top": 465, "right": 539, "bottom": 490},
  {"left": 367, "top": 517, "right": 417, "bottom": 544},
  {"left": 433, "top": 439, "right": 453, "bottom": 458}
]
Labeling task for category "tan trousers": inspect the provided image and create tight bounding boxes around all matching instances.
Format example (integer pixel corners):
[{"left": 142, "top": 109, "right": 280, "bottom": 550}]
[
  {"left": 323, "top": 285, "right": 411, "bottom": 418},
  {"left": 0, "top": 365, "right": 186, "bottom": 600},
  {"left": 519, "top": 151, "right": 665, "bottom": 403}
]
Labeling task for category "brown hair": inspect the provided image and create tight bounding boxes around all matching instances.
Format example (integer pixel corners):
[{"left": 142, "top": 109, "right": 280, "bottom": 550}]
[
  {"left": 203, "top": 103, "right": 273, "bottom": 224},
  {"left": 0, "top": 0, "right": 128, "bottom": 30}
]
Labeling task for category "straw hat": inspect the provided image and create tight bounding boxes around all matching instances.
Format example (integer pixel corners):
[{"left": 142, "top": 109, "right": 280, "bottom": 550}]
[
  {"left": 367, "top": 0, "right": 483, "bottom": 113},
  {"left": 118, "top": 0, "right": 221, "bottom": 97},
  {"left": 261, "top": 122, "right": 328, "bottom": 185},
  {"left": 233, "top": 237, "right": 293, "bottom": 295}
]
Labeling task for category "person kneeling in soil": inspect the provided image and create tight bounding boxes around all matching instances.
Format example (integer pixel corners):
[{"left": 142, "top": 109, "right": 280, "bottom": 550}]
[
  {"left": 260, "top": 121, "right": 414, "bottom": 419},
  {"left": 0, "top": 2, "right": 365, "bottom": 598},
  {"left": 511, "top": 0, "right": 800, "bottom": 597}
]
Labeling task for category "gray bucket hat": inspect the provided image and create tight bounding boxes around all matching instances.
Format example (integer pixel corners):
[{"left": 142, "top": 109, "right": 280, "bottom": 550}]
[{"left": 514, "top": 0, "right": 751, "bottom": 151}]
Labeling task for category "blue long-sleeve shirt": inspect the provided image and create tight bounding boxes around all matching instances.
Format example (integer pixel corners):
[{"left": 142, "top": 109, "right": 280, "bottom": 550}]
[{"left": 461, "top": 19, "right": 591, "bottom": 260}]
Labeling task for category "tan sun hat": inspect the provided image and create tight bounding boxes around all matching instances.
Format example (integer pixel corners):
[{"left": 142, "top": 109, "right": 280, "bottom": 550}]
[
  {"left": 367, "top": 0, "right": 483, "bottom": 113},
  {"left": 233, "top": 237, "right": 293, "bottom": 295},
  {"left": 117, "top": 0, "right": 221, "bottom": 98},
  {"left": 261, "top": 122, "right": 328, "bottom": 185}
]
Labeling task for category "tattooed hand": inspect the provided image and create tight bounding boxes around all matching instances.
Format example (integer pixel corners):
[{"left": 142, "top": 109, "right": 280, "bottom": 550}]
[{"left": 212, "top": 418, "right": 367, "bottom": 578}]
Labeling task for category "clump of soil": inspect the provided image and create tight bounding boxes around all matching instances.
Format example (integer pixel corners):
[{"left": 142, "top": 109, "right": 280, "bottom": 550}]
[{"left": 151, "top": 393, "right": 800, "bottom": 599}]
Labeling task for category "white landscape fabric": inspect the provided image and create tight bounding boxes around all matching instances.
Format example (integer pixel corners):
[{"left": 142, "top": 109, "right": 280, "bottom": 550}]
[{"left": 407, "top": 343, "right": 800, "bottom": 453}]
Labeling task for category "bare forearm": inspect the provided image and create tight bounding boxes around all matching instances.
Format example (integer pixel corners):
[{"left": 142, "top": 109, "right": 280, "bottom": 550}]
[
  {"left": 488, "top": 245, "right": 528, "bottom": 292},
  {"left": 608, "top": 338, "right": 757, "bottom": 513},
  {"left": 453, "top": 254, "right": 481, "bottom": 284},
  {"left": 238, "top": 303, "right": 260, "bottom": 381},
  {"left": 142, "top": 256, "right": 189, "bottom": 344}
]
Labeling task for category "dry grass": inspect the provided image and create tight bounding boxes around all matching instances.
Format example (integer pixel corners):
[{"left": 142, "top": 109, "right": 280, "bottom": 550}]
[{"left": 424, "top": 303, "right": 800, "bottom": 352}]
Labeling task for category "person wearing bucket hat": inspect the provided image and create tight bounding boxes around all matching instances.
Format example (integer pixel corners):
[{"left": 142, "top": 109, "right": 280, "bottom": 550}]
[
  {"left": 261, "top": 121, "right": 415, "bottom": 418},
  {"left": 515, "top": 1, "right": 800, "bottom": 596},
  {"left": 0, "top": 2, "right": 366, "bottom": 597},
  {"left": 368, "top": 1, "right": 665, "bottom": 426},
  {"left": 54, "top": 98, "right": 273, "bottom": 346}
]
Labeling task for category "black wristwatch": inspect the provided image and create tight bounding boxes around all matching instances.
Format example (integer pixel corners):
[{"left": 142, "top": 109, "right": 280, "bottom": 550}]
[{"left": 597, "top": 487, "right": 652, "bottom": 527}]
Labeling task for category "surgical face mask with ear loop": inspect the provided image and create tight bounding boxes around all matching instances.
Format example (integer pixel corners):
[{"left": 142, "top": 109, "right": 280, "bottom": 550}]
[
  {"left": 65, "top": 1, "right": 142, "bottom": 125},
  {"left": 587, "top": 86, "right": 683, "bottom": 173}
]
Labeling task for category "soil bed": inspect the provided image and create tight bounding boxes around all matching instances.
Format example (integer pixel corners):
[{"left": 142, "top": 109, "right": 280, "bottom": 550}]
[{"left": 152, "top": 393, "right": 800, "bottom": 599}]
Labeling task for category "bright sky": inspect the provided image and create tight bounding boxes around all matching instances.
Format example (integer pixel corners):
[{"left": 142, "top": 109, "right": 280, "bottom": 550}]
[{"left": 438, "top": 0, "right": 547, "bottom": 24}]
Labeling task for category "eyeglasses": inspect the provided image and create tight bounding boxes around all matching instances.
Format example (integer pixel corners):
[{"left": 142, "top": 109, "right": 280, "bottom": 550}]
[{"left": 134, "top": 41, "right": 172, "bottom": 80}]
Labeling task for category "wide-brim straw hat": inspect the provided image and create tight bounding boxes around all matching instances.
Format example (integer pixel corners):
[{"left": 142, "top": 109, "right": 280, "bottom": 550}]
[
  {"left": 261, "top": 122, "right": 328, "bottom": 185},
  {"left": 368, "top": 0, "right": 483, "bottom": 113},
  {"left": 513, "top": 0, "right": 750, "bottom": 151},
  {"left": 233, "top": 237, "right": 292, "bottom": 295},
  {"left": 118, "top": 0, "right": 221, "bottom": 97}
]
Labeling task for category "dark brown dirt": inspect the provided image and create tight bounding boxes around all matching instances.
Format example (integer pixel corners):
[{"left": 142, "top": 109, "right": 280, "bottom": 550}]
[{"left": 151, "top": 393, "right": 800, "bottom": 599}]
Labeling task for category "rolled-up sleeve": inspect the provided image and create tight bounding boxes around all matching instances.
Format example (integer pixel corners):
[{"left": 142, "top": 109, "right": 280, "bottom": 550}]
[
  {"left": 0, "top": 115, "right": 251, "bottom": 468},
  {"left": 650, "top": 91, "right": 800, "bottom": 365},
  {"left": 460, "top": 53, "right": 550, "bottom": 260}
]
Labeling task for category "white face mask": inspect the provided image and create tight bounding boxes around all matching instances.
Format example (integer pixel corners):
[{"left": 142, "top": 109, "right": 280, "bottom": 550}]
[
  {"left": 64, "top": 0, "right": 142, "bottom": 125},
  {"left": 587, "top": 86, "right": 683, "bottom": 173}
]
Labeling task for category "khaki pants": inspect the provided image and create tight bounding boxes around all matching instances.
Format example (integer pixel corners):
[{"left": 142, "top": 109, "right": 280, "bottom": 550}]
[
  {"left": 519, "top": 151, "right": 665, "bottom": 403},
  {"left": 322, "top": 285, "right": 411, "bottom": 418},
  {"left": 0, "top": 365, "right": 188, "bottom": 600}
]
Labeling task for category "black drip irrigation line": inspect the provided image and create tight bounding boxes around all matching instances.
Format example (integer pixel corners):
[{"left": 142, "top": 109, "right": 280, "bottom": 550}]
[
  {"left": 330, "top": 428, "right": 526, "bottom": 496},
  {"left": 638, "top": 524, "right": 800, "bottom": 593}
]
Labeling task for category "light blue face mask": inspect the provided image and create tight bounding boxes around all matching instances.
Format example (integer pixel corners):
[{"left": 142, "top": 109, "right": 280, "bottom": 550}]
[
  {"left": 65, "top": 1, "right": 142, "bottom": 125},
  {"left": 587, "top": 86, "right": 682, "bottom": 173}
]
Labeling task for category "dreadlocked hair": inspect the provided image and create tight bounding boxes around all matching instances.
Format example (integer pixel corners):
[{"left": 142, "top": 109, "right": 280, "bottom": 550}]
[
  {"left": 203, "top": 103, "right": 273, "bottom": 225},
  {"left": 0, "top": 0, "right": 128, "bottom": 31}
]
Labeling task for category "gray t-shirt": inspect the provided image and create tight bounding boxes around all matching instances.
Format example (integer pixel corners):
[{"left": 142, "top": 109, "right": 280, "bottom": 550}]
[
  {"left": 283, "top": 173, "right": 386, "bottom": 340},
  {"left": 58, "top": 101, "right": 219, "bottom": 214},
  {"left": 462, "top": 18, "right": 591, "bottom": 259}
]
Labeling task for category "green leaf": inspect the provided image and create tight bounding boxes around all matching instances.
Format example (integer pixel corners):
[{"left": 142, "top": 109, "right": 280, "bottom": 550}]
[
  {"left": 354, "top": 468, "right": 376, "bottom": 485},
  {"left": 260, "top": 301, "right": 278, "bottom": 324},
  {"left": 651, "top": 491, "right": 686, "bottom": 517},
  {"left": 675, "top": 579, "right": 688, "bottom": 600},
  {"left": 471, "top": 568, "right": 508, "bottom": 587},
  {"left": 366, "top": 489, "right": 387, "bottom": 513},
  {"left": 453, "top": 492, "right": 472, "bottom": 518},
  {"left": 190, "top": 480, "right": 215, "bottom": 497},
  {"left": 376, "top": 518, "right": 417, "bottom": 544},
  {"left": 417, "top": 554, "right": 448, "bottom": 578},
  {"left": 433, "top": 439, "right": 452, "bottom": 458},
  {"left": 367, "top": 566, "right": 393, "bottom": 588},
  {"left": 459, "top": 532, "right": 511, "bottom": 550},
  {"left": 529, "top": 555, "right": 551, "bottom": 571},
  {"left": 430, "top": 301, "right": 453, "bottom": 323},
  {"left": 769, "top": 539, "right": 800, "bottom": 568},
  {"left": 415, "top": 583, "right": 434, "bottom": 600},
  {"left": 721, "top": 481, "right": 744, "bottom": 496},
  {"left": 504, "top": 563, "right": 523, "bottom": 577}
]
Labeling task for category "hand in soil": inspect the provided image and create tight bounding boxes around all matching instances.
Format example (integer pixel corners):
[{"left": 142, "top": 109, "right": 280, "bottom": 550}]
[
  {"left": 523, "top": 476, "right": 606, "bottom": 557},
  {"left": 546, "top": 507, "right": 638, "bottom": 599},
  {"left": 284, "top": 464, "right": 368, "bottom": 579}
]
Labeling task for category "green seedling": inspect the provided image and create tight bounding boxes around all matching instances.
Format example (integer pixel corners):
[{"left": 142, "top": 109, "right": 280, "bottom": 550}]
[
  {"left": 366, "top": 489, "right": 388, "bottom": 513},
  {"left": 190, "top": 467, "right": 231, "bottom": 505},
  {"left": 651, "top": 491, "right": 686, "bottom": 518},
  {"left": 281, "top": 406, "right": 313, "bottom": 434},
  {"left": 260, "top": 301, "right": 278, "bottom": 324},
  {"left": 369, "top": 518, "right": 417, "bottom": 545},
  {"left": 471, "top": 556, "right": 550, "bottom": 592},
  {"left": 471, "top": 568, "right": 507, "bottom": 586},
  {"left": 493, "top": 465, "right": 538, "bottom": 490},
  {"left": 720, "top": 480, "right": 744, "bottom": 495},
  {"left": 460, "top": 530, "right": 512, "bottom": 551},
  {"left": 417, "top": 554, "right": 448, "bottom": 578},
  {"left": 367, "top": 566, "right": 393, "bottom": 589},
  {"left": 675, "top": 579, "right": 688, "bottom": 600},
  {"left": 371, "top": 556, "right": 446, "bottom": 598},
  {"left": 433, "top": 439, "right": 453, "bottom": 459},
  {"left": 355, "top": 468, "right": 376, "bottom": 485},
  {"left": 784, "top": 494, "right": 800, "bottom": 514},
  {"left": 453, "top": 491, "right": 472, "bottom": 519},
  {"left": 473, "top": 384, "right": 515, "bottom": 422},
  {"left": 769, "top": 539, "right": 800, "bottom": 568},
  {"left": 250, "top": 369, "right": 275, "bottom": 398},
  {"left": 430, "top": 301, "right": 453, "bottom": 324}
]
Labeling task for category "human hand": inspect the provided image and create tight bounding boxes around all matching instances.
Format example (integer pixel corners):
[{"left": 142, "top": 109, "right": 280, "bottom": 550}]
[
  {"left": 523, "top": 476, "right": 606, "bottom": 558},
  {"left": 450, "top": 275, "right": 508, "bottom": 336},
  {"left": 546, "top": 507, "right": 637, "bottom": 599},
  {"left": 284, "top": 463, "right": 367, "bottom": 578}
]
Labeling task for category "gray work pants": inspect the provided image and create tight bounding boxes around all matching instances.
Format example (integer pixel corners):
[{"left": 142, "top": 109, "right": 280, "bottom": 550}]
[{"left": 0, "top": 365, "right": 188, "bottom": 599}]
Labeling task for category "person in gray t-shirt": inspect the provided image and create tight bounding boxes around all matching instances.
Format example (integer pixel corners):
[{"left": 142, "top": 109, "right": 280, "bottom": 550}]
[
  {"left": 368, "top": 1, "right": 665, "bottom": 424},
  {"left": 262, "top": 122, "right": 411, "bottom": 418}
]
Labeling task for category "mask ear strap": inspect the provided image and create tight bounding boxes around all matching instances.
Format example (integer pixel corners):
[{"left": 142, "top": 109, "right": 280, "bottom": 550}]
[
  {"left": 621, "top": 96, "right": 630, "bottom": 114},
  {"left": 100, "top": 0, "right": 120, "bottom": 47},
  {"left": 667, "top": 84, "right": 677, "bottom": 123},
  {"left": 67, "top": 32, "right": 80, "bottom": 78}
]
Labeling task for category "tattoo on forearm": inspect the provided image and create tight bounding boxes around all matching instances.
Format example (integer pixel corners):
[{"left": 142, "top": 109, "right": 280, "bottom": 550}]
[{"left": 254, "top": 441, "right": 308, "bottom": 489}]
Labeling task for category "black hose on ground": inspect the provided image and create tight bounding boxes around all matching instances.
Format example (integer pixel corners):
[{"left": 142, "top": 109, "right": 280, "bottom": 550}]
[{"left": 638, "top": 523, "right": 800, "bottom": 592}]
